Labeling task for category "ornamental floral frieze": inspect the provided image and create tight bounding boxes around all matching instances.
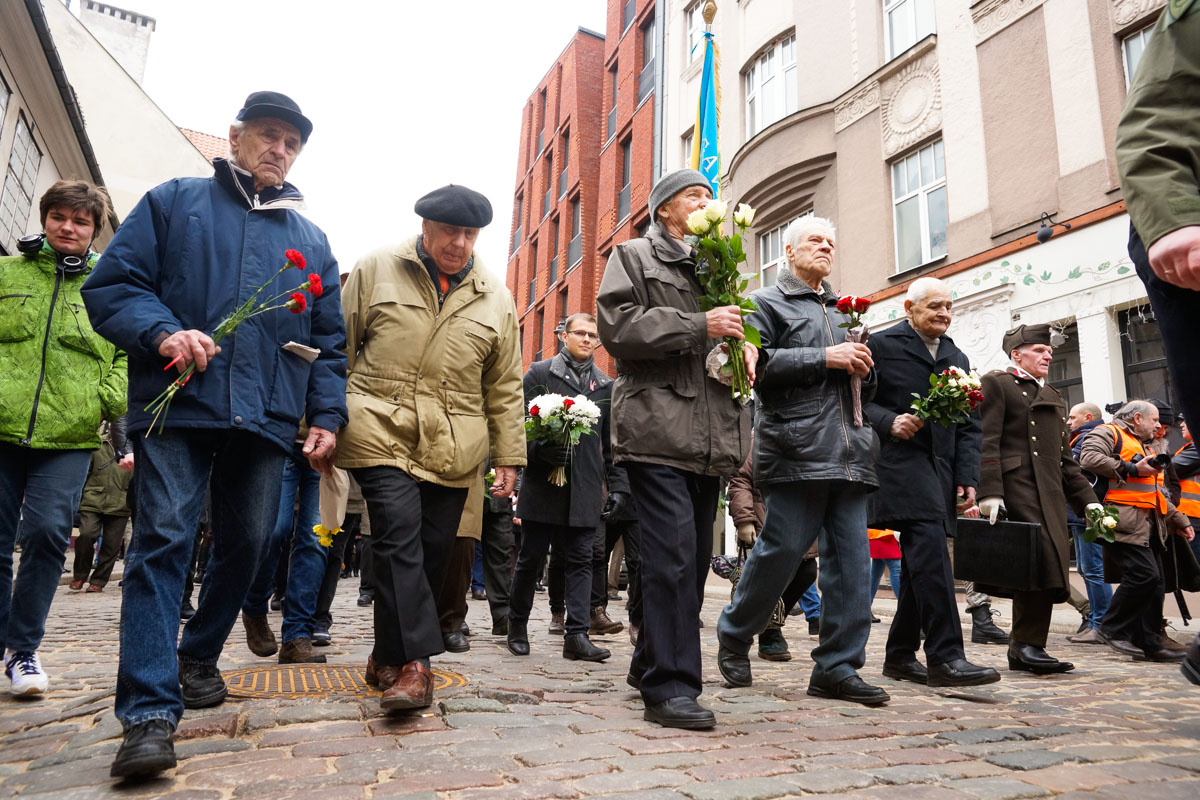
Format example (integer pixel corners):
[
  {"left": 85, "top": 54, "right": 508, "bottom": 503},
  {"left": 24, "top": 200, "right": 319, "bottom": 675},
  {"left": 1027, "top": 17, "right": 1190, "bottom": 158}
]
[
  {"left": 834, "top": 82, "right": 880, "bottom": 132},
  {"left": 1111, "top": 0, "right": 1166, "bottom": 29},
  {"left": 879, "top": 52, "right": 941, "bottom": 157},
  {"left": 973, "top": 0, "right": 1047, "bottom": 44}
]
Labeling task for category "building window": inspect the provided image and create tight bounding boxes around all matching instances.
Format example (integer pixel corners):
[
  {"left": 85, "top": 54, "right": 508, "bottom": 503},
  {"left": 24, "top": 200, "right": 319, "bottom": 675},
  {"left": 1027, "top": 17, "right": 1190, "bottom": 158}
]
[
  {"left": 511, "top": 194, "right": 523, "bottom": 254},
  {"left": 682, "top": 131, "right": 694, "bottom": 169},
  {"left": 0, "top": 114, "right": 42, "bottom": 254},
  {"left": 1122, "top": 25, "right": 1154, "bottom": 88},
  {"left": 1047, "top": 323, "right": 1083, "bottom": 412},
  {"left": 542, "top": 156, "right": 553, "bottom": 219},
  {"left": 559, "top": 133, "right": 570, "bottom": 198},
  {"left": 0, "top": 72, "right": 9, "bottom": 127},
  {"left": 884, "top": 0, "right": 935, "bottom": 61},
  {"left": 537, "top": 90, "right": 547, "bottom": 155},
  {"left": 638, "top": 14, "right": 656, "bottom": 103},
  {"left": 758, "top": 215, "right": 811, "bottom": 288},
  {"left": 745, "top": 35, "right": 797, "bottom": 138},
  {"left": 607, "top": 68, "right": 618, "bottom": 142},
  {"left": 618, "top": 139, "right": 632, "bottom": 222},
  {"left": 549, "top": 218, "right": 560, "bottom": 285},
  {"left": 622, "top": 0, "right": 636, "bottom": 33},
  {"left": 559, "top": 287, "right": 569, "bottom": 323},
  {"left": 1120, "top": 305, "right": 1174, "bottom": 408},
  {"left": 686, "top": 3, "right": 705, "bottom": 64},
  {"left": 535, "top": 308, "right": 545, "bottom": 361},
  {"left": 530, "top": 240, "right": 540, "bottom": 302},
  {"left": 568, "top": 198, "right": 582, "bottom": 267},
  {"left": 891, "top": 139, "right": 947, "bottom": 272}
]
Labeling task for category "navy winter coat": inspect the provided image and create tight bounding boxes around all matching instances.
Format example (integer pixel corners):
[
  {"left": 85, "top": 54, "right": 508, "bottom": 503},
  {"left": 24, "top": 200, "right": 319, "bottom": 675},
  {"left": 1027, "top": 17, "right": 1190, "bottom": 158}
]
[{"left": 82, "top": 159, "right": 347, "bottom": 450}]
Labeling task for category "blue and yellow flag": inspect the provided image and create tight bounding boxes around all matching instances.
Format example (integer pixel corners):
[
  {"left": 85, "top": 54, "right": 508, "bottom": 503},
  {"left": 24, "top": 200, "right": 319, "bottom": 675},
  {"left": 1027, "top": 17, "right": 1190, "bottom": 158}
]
[{"left": 689, "top": 31, "right": 720, "bottom": 195}]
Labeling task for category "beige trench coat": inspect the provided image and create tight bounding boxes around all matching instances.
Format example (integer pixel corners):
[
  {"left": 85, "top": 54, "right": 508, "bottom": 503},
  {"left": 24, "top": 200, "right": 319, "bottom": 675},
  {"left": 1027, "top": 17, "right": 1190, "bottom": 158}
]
[{"left": 336, "top": 237, "right": 526, "bottom": 487}]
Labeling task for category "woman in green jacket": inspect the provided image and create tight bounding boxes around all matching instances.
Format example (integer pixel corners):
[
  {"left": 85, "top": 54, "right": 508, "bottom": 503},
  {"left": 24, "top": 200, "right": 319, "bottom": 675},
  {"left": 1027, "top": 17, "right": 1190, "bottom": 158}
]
[{"left": 0, "top": 180, "right": 126, "bottom": 696}]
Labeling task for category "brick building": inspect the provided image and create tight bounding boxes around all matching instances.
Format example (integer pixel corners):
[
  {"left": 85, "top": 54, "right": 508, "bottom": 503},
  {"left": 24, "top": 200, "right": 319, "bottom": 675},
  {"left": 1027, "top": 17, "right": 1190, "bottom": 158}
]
[{"left": 506, "top": 28, "right": 606, "bottom": 373}]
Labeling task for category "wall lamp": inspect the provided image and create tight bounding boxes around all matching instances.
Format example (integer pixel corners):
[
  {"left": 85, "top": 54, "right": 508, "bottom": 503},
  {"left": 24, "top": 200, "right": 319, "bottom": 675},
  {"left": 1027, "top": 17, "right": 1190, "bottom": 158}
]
[{"left": 1035, "top": 211, "right": 1071, "bottom": 244}]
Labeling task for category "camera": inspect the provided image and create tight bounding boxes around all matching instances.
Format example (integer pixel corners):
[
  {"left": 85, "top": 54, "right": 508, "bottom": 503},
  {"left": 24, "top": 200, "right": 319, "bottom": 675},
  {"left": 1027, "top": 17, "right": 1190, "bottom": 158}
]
[{"left": 1131, "top": 453, "right": 1171, "bottom": 469}]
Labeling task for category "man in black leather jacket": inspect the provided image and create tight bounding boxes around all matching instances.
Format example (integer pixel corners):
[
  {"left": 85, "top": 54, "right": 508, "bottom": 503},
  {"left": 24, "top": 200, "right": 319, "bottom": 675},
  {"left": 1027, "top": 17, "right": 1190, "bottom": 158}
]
[{"left": 716, "top": 216, "right": 890, "bottom": 706}]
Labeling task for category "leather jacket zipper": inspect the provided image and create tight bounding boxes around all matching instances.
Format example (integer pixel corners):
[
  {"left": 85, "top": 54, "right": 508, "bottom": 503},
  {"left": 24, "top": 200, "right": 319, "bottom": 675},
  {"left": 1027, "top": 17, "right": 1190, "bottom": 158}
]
[
  {"left": 822, "top": 307, "right": 853, "bottom": 481},
  {"left": 24, "top": 271, "right": 63, "bottom": 446}
]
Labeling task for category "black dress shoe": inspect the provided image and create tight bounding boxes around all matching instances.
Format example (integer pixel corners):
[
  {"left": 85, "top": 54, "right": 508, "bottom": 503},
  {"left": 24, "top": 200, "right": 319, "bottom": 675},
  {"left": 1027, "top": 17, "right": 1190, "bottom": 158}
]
[
  {"left": 110, "top": 719, "right": 176, "bottom": 778},
  {"left": 1140, "top": 646, "right": 1186, "bottom": 663},
  {"left": 180, "top": 600, "right": 195, "bottom": 621},
  {"left": 717, "top": 642, "right": 752, "bottom": 687},
  {"left": 507, "top": 619, "right": 529, "bottom": 656},
  {"left": 1095, "top": 629, "right": 1144, "bottom": 658},
  {"left": 928, "top": 658, "right": 1001, "bottom": 687},
  {"left": 563, "top": 633, "right": 610, "bottom": 662},
  {"left": 357, "top": 593, "right": 373, "bottom": 607},
  {"left": 807, "top": 674, "right": 890, "bottom": 706},
  {"left": 1006, "top": 642, "right": 1074, "bottom": 674},
  {"left": 442, "top": 631, "right": 469, "bottom": 653},
  {"left": 178, "top": 662, "right": 227, "bottom": 709},
  {"left": 491, "top": 617, "right": 509, "bottom": 636},
  {"left": 881, "top": 659, "right": 928, "bottom": 685},
  {"left": 644, "top": 696, "right": 716, "bottom": 729},
  {"left": 626, "top": 672, "right": 642, "bottom": 690}
]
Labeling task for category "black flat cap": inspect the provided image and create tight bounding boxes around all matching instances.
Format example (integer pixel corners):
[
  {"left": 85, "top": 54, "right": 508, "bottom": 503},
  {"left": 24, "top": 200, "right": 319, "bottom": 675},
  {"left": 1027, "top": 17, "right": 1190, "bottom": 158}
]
[
  {"left": 237, "top": 91, "right": 313, "bottom": 143},
  {"left": 415, "top": 185, "right": 493, "bottom": 228},
  {"left": 1002, "top": 323, "right": 1052, "bottom": 354},
  {"left": 1151, "top": 398, "right": 1175, "bottom": 426}
]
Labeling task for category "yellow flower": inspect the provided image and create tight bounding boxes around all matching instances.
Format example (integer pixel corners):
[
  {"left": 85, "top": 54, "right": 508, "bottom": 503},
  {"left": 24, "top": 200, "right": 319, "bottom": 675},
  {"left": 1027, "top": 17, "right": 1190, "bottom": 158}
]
[
  {"left": 312, "top": 524, "right": 340, "bottom": 547},
  {"left": 686, "top": 207, "right": 710, "bottom": 235},
  {"left": 733, "top": 203, "right": 756, "bottom": 227}
]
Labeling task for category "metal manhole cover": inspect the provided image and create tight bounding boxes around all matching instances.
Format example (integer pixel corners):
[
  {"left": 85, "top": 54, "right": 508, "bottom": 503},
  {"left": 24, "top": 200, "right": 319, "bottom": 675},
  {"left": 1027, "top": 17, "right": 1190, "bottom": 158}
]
[{"left": 223, "top": 664, "right": 467, "bottom": 698}]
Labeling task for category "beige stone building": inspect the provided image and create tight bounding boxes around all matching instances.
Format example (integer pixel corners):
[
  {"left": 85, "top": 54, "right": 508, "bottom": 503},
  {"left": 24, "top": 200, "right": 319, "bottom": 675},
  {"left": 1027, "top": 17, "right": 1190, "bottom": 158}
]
[{"left": 661, "top": 0, "right": 1176, "bottom": 412}]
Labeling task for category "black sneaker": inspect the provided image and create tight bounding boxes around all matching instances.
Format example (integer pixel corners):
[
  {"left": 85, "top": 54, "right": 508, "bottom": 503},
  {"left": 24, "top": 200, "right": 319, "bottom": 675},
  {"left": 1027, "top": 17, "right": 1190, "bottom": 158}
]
[
  {"left": 357, "top": 593, "right": 373, "bottom": 607},
  {"left": 180, "top": 599, "right": 196, "bottom": 620},
  {"left": 178, "top": 662, "right": 227, "bottom": 709},
  {"left": 110, "top": 719, "right": 176, "bottom": 779}
]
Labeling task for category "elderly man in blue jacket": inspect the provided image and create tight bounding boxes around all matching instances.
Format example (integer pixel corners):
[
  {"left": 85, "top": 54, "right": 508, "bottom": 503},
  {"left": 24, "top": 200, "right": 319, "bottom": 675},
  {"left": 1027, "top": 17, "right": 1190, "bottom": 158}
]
[{"left": 82, "top": 92, "right": 347, "bottom": 780}]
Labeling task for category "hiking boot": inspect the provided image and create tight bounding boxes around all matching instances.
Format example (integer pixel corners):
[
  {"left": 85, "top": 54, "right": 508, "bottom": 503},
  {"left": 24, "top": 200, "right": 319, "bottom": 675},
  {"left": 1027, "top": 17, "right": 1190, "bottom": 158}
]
[
  {"left": 589, "top": 606, "right": 624, "bottom": 635},
  {"left": 178, "top": 662, "right": 226, "bottom": 709},
  {"left": 110, "top": 719, "right": 176, "bottom": 778},
  {"left": 548, "top": 610, "right": 565, "bottom": 635},
  {"left": 278, "top": 637, "right": 326, "bottom": 664},
  {"left": 243, "top": 613, "right": 278, "bottom": 657},
  {"left": 970, "top": 604, "right": 1009, "bottom": 644}
]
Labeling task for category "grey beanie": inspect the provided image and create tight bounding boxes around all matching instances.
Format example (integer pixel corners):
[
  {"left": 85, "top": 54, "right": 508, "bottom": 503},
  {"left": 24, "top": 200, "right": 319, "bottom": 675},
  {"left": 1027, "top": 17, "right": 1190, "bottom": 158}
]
[{"left": 649, "top": 168, "right": 711, "bottom": 222}]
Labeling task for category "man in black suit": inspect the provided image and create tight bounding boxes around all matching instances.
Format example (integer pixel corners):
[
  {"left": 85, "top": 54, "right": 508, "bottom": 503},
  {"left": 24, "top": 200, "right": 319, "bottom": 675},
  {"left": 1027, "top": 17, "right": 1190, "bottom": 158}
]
[
  {"left": 864, "top": 277, "right": 1000, "bottom": 688},
  {"left": 506, "top": 313, "right": 628, "bottom": 662}
]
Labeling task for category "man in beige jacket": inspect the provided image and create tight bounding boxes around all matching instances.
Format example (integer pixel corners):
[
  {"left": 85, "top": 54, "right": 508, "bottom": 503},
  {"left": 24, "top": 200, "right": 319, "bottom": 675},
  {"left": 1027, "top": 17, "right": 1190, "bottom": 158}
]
[{"left": 337, "top": 185, "right": 525, "bottom": 710}]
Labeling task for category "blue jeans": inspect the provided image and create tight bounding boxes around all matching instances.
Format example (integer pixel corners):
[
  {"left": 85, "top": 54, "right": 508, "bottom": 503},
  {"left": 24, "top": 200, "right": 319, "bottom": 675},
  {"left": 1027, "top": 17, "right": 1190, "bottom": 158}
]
[
  {"left": 471, "top": 540, "right": 485, "bottom": 592},
  {"left": 242, "top": 443, "right": 324, "bottom": 643},
  {"left": 719, "top": 480, "right": 872, "bottom": 684},
  {"left": 870, "top": 558, "right": 901, "bottom": 600},
  {"left": 0, "top": 443, "right": 91, "bottom": 652},
  {"left": 115, "top": 429, "right": 284, "bottom": 730},
  {"left": 799, "top": 583, "right": 822, "bottom": 620},
  {"left": 1070, "top": 523, "right": 1112, "bottom": 629}
]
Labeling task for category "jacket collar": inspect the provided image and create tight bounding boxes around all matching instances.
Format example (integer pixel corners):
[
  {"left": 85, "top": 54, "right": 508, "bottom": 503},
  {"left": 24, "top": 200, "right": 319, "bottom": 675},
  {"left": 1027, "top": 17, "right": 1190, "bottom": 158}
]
[
  {"left": 549, "top": 351, "right": 612, "bottom": 392},
  {"left": 213, "top": 157, "right": 305, "bottom": 211},
  {"left": 895, "top": 319, "right": 952, "bottom": 366},
  {"left": 1070, "top": 418, "right": 1104, "bottom": 439},
  {"left": 646, "top": 223, "right": 695, "bottom": 265},
  {"left": 396, "top": 236, "right": 495, "bottom": 294},
  {"left": 776, "top": 266, "right": 836, "bottom": 303}
]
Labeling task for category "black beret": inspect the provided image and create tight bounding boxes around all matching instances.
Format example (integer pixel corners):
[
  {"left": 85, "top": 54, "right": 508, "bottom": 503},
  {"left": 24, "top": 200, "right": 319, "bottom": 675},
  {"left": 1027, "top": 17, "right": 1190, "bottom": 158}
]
[
  {"left": 1151, "top": 398, "right": 1175, "bottom": 426},
  {"left": 1002, "top": 323, "right": 1052, "bottom": 354},
  {"left": 414, "top": 185, "right": 493, "bottom": 228}
]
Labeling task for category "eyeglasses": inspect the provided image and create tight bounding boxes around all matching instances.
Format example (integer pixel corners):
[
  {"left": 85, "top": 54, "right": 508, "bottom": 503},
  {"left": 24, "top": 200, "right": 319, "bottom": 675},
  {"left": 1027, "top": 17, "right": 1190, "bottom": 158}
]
[{"left": 566, "top": 330, "right": 600, "bottom": 341}]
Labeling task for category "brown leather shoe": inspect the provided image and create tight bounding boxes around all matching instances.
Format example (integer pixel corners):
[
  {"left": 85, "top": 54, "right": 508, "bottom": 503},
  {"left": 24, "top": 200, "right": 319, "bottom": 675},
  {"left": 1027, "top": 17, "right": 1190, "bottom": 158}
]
[
  {"left": 548, "top": 610, "right": 565, "bottom": 635},
  {"left": 243, "top": 613, "right": 278, "bottom": 657},
  {"left": 86, "top": 584, "right": 103, "bottom": 593},
  {"left": 68, "top": 580, "right": 85, "bottom": 591},
  {"left": 380, "top": 661, "right": 433, "bottom": 710},
  {"left": 278, "top": 637, "right": 326, "bottom": 664},
  {"left": 364, "top": 656, "right": 401, "bottom": 690},
  {"left": 589, "top": 606, "right": 624, "bottom": 635}
]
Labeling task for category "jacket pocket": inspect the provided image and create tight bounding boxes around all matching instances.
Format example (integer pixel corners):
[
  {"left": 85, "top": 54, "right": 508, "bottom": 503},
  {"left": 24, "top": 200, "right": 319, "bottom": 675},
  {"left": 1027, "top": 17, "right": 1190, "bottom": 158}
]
[
  {"left": 614, "top": 380, "right": 700, "bottom": 462},
  {"left": 0, "top": 294, "right": 36, "bottom": 342},
  {"left": 1001, "top": 455, "right": 1022, "bottom": 473},
  {"left": 265, "top": 347, "right": 312, "bottom": 425}
]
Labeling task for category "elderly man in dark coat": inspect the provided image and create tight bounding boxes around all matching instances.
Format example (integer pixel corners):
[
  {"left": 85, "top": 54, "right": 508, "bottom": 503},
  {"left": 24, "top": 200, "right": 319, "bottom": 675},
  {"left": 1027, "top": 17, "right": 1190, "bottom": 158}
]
[
  {"left": 865, "top": 277, "right": 999, "bottom": 688},
  {"left": 977, "top": 324, "right": 1098, "bottom": 674},
  {"left": 506, "top": 312, "right": 626, "bottom": 663}
]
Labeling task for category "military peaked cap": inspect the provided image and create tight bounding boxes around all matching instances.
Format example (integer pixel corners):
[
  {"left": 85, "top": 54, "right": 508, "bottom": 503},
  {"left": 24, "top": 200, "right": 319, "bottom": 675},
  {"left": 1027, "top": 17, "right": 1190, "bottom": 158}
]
[
  {"left": 415, "top": 185, "right": 493, "bottom": 228},
  {"left": 1001, "top": 323, "right": 1052, "bottom": 354}
]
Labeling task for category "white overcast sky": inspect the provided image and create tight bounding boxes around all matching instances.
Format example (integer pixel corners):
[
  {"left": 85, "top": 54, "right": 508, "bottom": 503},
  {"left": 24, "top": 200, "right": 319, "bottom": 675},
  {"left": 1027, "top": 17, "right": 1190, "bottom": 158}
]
[{"left": 76, "top": 0, "right": 608, "bottom": 277}]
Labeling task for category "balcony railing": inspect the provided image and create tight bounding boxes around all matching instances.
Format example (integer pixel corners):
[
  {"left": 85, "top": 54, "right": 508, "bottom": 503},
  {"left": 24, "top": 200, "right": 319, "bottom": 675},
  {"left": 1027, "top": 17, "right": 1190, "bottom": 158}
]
[
  {"left": 568, "top": 234, "right": 582, "bottom": 267},
  {"left": 549, "top": 255, "right": 558, "bottom": 286},
  {"left": 512, "top": 225, "right": 522, "bottom": 252},
  {"left": 617, "top": 184, "right": 630, "bottom": 222},
  {"left": 638, "top": 60, "right": 655, "bottom": 103},
  {"left": 607, "top": 107, "right": 616, "bottom": 142}
]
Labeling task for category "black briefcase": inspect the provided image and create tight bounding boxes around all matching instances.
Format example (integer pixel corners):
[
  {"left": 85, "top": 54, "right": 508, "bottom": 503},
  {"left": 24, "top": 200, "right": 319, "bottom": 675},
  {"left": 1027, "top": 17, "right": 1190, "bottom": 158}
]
[{"left": 953, "top": 518, "right": 1042, "bottom": 593}]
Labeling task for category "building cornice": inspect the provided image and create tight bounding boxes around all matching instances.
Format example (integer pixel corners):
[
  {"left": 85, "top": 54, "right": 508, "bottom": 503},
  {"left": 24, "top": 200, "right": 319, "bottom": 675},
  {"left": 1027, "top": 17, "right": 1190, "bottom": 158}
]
[
  {"left": 1109, "top": 0, "right": 1166, "bottom": 32},
  {"left": 972, "top": 0, "right": 1046, "bottom": 44}
]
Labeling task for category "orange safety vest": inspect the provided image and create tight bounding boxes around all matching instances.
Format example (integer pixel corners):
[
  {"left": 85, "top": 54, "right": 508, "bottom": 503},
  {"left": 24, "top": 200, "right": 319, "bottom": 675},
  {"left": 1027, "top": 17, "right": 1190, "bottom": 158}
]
[
  {"left": 1175, "top": 444, "right": 1200, "bottom": 518},
  {"left": 1103, "top": 424, "right": 1168, "bottom": 513}
]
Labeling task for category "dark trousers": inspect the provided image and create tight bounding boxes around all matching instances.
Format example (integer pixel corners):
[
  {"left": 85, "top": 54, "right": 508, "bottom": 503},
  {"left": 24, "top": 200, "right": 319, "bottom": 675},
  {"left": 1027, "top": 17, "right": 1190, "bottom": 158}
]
[
  {"left": 773, "top": 558, "right": 818, "bottom": 629},
  {"left": 358, "top": 534, "right": 374, "bottom": 597},
  {"left": 436, "top": 537, "right": 474, "bottom": 633},
  {"left": 626, "top": 463, "right": 719, "bottom": 705},
  {"left": 314, "top": 512, "right": 359, "bottom": 630},
  {"left": 73, "top": 511, "right": 128, "bottom": 587},
  {"left": 481, "top": 508, "right": 516, "bottom": 623},
  {"left": 1011, "top": 589, "right": 1057, "bottom": 648},
  {"left": 509, "top": 521, "right": 593, "bottom": 635},
  {"left": 548, "top": 522, "right": 630, "bottom": 613},
  {"left": 352, "top": 467, "right": 468, "bottom": 666},
  {"left": 886, "top": 518, "right": 965, "bottom": 665},
  {"left": 607, "top": 518, "right": 643, "bottom": 628},
  {"left": 1100, "top": 538, "right": 1165, "bottom": 652}
]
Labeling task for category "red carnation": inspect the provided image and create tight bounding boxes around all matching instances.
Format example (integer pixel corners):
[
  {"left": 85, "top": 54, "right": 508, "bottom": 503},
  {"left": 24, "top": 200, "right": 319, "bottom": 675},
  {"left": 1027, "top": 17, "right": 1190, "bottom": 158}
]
[
  {"left": 306, "top": 273, "right": 323, "bottom": 297},
  {"left": 853, "top": 297, "right": 871, "bottom": 314},
  {"left": 530, "top": 404, "right": 540, "bottom": 417},
  {"left": 287, "top": 292, "right": 307, "bottom": 314},
  {"left": 285, "top": 249, "right": 306, "bottom": 270},
  {"left": 563, "top": 398, "right": 575, "bottom": 409},
  {"left": 836, "top": 297, "right": 853, "bottom": 313}
]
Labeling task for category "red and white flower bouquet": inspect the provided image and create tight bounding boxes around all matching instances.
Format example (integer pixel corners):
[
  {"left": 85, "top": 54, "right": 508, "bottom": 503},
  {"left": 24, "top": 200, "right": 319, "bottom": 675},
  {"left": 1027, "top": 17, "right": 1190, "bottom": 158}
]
[
  {"left": 910, "top": 365, "right": 984, "bottom": 426},
  {"left": 525, "top": 393, "right": 602, "bottom": 486}
]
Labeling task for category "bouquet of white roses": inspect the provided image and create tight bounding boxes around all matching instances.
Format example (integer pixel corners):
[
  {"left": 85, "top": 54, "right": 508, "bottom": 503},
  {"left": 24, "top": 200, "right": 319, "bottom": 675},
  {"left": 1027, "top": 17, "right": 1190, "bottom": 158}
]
[
  {"left": 910, "top": 366, "right": 984, "bottom": 427},
  {"left": 525, "top": 393, "right": 603, "bottom": 486},
  {"left": 1082, "top": 502, "right": 1119, "bottom": 544}
]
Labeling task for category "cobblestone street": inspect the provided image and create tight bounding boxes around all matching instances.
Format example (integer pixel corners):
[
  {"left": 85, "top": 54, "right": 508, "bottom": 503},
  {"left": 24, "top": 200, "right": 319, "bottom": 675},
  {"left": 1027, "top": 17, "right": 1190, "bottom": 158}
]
[{"left": 2, "top": 571, "right": 1198, "bottom": 800}]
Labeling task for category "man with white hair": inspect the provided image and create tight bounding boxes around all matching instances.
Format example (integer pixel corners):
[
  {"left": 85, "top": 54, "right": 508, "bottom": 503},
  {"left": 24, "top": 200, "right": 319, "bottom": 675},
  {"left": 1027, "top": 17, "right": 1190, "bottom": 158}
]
[
  {"left": 717, "top": 215, "right": 890, "bottom": 706},
  {"left": 863, "top": 278, "right": 1000, "bottom": 688}
]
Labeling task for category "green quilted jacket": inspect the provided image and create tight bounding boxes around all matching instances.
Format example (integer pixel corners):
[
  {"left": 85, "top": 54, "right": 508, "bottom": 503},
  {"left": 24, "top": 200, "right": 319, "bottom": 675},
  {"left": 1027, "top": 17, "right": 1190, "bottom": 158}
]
[{"left": 0, "top": 244, "right": 127, "bottom": 449}]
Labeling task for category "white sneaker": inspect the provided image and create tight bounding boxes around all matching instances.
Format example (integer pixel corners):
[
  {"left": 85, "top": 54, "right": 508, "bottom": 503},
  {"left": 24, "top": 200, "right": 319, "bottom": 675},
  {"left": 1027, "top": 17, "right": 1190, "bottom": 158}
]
[{"left": 5, "top": 650, "right": 49, "bottom": 695}]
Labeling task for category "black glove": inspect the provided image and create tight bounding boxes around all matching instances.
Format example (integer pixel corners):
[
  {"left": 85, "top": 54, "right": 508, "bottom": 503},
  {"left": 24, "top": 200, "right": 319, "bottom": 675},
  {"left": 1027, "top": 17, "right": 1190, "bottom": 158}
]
[
  {"left": 601, "top": 491, "right": 629, "bottom": 521},
  {"left": 538, "top": 443, "right": 571, "bottom": 467}
]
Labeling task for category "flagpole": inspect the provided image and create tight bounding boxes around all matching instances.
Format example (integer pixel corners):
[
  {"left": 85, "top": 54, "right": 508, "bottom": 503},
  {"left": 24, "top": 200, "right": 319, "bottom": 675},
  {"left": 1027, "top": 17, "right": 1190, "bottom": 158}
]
[{"left": 703, "top": 0, "right": 717, "bottom": 30}]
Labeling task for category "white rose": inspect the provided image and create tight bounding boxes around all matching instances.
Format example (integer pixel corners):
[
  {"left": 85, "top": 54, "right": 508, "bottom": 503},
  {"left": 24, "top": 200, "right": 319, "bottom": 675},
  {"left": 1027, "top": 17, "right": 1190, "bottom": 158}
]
[
  {"left": 733, "top": 203, "right": 756, "bottom": 227},
  {"left": 1085, "top": 502, "right": 1103, "bottom": 513},
  {"left": 703, "top": 198, "right": 728, "bottom": 224},
  {"left": 1103, "top": 516, "right": 1118, "bottom": 529},
  {"left": 686, "top": 207, "right": 710, "bottom": 236}
]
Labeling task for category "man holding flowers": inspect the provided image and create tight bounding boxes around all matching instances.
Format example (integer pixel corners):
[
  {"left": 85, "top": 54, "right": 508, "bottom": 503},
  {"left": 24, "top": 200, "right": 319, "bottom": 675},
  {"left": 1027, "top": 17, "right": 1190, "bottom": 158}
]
[
  {"left": 82, "top": 92, "right": 347, "bottom": 778},
  {"left": 862, "top": 277, "right": 1000, "bottom": 689},
  {"left": 717, "top": 216, "right": 889, "bottom": 707},
  {"left": 597, "top": 168, "right": 754, "bottom": 729}
]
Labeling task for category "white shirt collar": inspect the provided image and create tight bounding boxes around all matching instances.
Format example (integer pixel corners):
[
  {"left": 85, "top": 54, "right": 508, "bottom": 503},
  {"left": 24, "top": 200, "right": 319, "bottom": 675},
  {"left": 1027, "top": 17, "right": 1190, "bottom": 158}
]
[{"left": 1010, "top": 364, "right": 1044, "bottom": 387}]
